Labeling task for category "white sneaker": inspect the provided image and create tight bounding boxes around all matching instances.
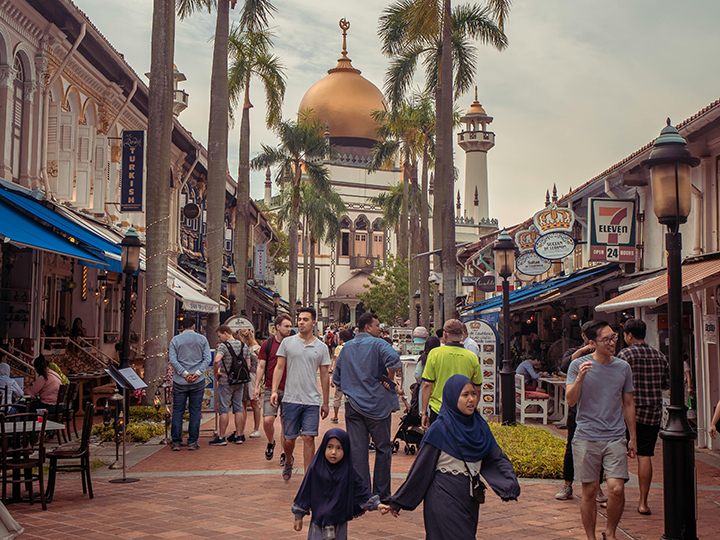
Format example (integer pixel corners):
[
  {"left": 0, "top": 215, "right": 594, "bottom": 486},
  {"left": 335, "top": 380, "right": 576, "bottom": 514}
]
[
  {"left": 596, "top": 487, "right": 608, "bottom": 503},
  {"left": 249, "top": 430, "right": 261, "bottom": 438},
  {"left": 555, "top": 484, "right": 573, "bottom": 500}
]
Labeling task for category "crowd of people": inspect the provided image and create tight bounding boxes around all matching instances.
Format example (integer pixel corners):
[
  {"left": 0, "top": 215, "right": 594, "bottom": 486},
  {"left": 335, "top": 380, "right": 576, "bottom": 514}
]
[{"left": 163, "top": 310, "right": 720, "bottom": 540}]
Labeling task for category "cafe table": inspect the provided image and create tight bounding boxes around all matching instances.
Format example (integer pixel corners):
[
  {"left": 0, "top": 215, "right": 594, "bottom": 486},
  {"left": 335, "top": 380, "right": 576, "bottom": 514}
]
[{"left": 538, "top": 377, "right": 568, "bottom": 425}]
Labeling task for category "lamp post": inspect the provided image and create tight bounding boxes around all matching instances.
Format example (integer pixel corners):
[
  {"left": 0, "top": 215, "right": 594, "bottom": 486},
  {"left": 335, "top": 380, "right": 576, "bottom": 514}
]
[
  {"left": 227, "top": 272, "right": 238, "bottom": 316},
  {"left": 641, "top": 119, "right": 699, "bottom": 540},
  {"left": 492, "top": 230, "right": 518, "bottom": 425},
  {"left": 120, "top": 227, "right": 143, "bottom": 370},
  {"left": 413, "top": 290, "right": 421, "bottom": 325},
  {"left": 273, "top": 290, "right": 280, "bottom": 319},
  {"left": 317, "top": 290, "right": 323, "bottom": 326}
]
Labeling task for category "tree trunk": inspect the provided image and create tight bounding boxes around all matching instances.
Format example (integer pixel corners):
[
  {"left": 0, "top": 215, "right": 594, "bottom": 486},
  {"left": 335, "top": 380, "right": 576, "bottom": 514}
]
[
  {"left": 302, "top": 215, "right": 308, "bottom": 306},
  {"left": 420, "top": 145, "right": 431, "bottom": 329},
  {"left": 288, "top": 176, "right": 300, "bottom": 322},
  {"left": 234, "top": 78, "right": 252, "bottom": 316},
  {"left": 440, "top": 0, "right": 457, "bottom": 322},
  {"left": 143, "top": 0, "right": 174, "bottom": 403},
  {"left": 398, "top": 160, "right": 409, "bottom": 262},
  {"left": 205, "top": 0, "right": 230, "bottom": 348},
  {"left": 309, "top": 236, "right": 316, "bottom": 311},
  {"left": 409, "top": 165, "right": 420, "bottom": 327},
  {"left": 433, "top": 95, "right": 443, "bottom": 330}
]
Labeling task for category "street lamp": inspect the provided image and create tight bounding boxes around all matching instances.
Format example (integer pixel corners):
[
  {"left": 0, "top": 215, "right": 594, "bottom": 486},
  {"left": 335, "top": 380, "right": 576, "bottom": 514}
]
[
  {"left": 227, "top": 272, "right": 238, "bottom": 316},
  {"left": 413, "top": 290, "right": 421, "bottom": 325},
  {"left": 641, "top": 118, "right": 700, "bottom": 540},
  {"left": 120, "top": 227, "right": 143, "bottom": 370},
  {"left": 273, "top": 290, "right": 281, "bottom": 319},
  {"left": 492, "top": 229, "right": 517, "bottom": 425}
]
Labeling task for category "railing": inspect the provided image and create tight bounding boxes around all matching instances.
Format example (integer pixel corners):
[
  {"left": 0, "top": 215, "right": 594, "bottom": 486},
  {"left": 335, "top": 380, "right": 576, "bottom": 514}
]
[
  {"left": 39, "top": 336, "right": 112, "bottom": 369},
  {"left": 0, "top": 347, "right": 34, "bottom": 377},
  {"left": 76, "top": 336, "right": 116, "bottom": 367},
  {"left": 349, "top": 255, "right": 382, "bottom": 270}
]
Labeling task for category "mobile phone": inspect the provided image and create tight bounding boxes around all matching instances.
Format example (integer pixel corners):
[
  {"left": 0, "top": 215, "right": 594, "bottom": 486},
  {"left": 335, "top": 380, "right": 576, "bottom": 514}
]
[{"left": 381, "top": 376, "right": 397, "bottom": 389}]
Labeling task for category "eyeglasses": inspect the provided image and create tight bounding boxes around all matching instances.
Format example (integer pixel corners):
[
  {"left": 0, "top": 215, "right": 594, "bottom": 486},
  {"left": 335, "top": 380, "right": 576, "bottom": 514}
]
[{"left": 597, "top": 333, "right": 619, "bottom": 345}]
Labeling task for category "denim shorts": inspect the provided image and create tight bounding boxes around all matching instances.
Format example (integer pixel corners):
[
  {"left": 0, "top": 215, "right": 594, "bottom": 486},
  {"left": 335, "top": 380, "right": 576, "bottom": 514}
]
[
  {"left": 217, "top": 383, "right": 245, "bottom": 415},
  {"left": 282, "top": 403, "right": 320, "bottom": 439},
  {"left": 572, "top": 438, "right": 629, "bottom": 482}
]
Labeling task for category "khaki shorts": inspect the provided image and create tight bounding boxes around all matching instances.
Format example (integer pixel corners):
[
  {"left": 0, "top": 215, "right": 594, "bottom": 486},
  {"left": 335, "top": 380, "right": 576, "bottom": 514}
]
[
  {"left": 572, "top": 438, "right": 629, "bottom": 483},
  {"left": 333, "top": 388, "right": 344, "bottom": 409},
  {"left": 263, "top": 387, "right": 283, "bottom": 417}
]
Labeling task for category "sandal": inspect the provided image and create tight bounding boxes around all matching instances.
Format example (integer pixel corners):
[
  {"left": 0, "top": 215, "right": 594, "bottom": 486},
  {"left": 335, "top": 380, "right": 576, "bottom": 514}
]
[{"left": 330, "top": 418, "right": 339, "bottom": 424}]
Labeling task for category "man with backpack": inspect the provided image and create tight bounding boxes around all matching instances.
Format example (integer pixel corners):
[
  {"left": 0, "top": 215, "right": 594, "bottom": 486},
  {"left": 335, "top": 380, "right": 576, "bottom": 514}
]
[
  {"left": 254, "top": 313, "right": 293, "bottom": 464},
  {"left": 209, "top": 325, "right": 252, "bottom": 446}
]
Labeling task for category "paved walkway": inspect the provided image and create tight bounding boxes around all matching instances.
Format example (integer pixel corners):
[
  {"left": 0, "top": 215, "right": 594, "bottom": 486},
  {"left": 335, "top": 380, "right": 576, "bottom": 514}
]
[{"left": 8, "top": 411, "right": 720, "bottom": 539}]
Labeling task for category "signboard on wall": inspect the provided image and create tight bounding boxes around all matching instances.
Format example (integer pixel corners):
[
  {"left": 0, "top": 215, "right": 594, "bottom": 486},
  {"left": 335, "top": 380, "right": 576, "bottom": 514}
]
[
  {"left": 516, "top": 252, "right": 552, "bottom": 276},
  {"left": 465, "top": 319, "right": 498, "bottom": 419},
  {"left": 120, "top": 130, "right": 145, "bottom": 212},
  {"left": 588, "top": 198, "right": 636, "bottom": 262}
]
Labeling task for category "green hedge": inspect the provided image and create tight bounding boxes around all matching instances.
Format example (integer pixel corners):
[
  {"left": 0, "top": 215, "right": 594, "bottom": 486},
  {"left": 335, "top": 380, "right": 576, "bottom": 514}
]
[
  {"left": 488, "top": 423, "right": 565, "bottom": 479},
  {"left": 129, "top": 406, "right": 164, "bottom": 423},
  {"left": 92, "top": 422, "right": 164, "bottom": 444}
]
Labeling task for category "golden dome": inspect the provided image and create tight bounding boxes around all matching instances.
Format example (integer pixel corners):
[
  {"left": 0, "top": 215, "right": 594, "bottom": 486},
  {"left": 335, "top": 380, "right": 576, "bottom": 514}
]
[
  {"left": 466, "top": 87, "right": 488, "bottom": 116},
  {"left": 298, "top": 19, "right": 386, "bottom": 146}
]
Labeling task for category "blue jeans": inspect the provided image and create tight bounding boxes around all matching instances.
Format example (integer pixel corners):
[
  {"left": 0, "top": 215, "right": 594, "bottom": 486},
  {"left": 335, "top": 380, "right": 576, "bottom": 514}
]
[
  {"left": 344, "top": 401, "right": 393, "bottom": 499},
  {"left": 171, "top": 380, "right": 205, "bottom": 444}
]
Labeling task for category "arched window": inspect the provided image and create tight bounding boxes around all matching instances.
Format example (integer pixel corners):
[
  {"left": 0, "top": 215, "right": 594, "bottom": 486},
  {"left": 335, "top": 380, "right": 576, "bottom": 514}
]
[
  {"left": 10, "top": 56, "right": 24, "bottom": 182},
  {"left": 339, "top": 217, "right": 351, "bottom": 257}
]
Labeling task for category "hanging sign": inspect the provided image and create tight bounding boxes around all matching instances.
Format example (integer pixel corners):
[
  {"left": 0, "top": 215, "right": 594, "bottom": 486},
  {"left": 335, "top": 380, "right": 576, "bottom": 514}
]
[
  {"left": 475, "top": 274, "right": 496, "bottom": 292},
  {"left": 534, "top": 231, "right": 576, "bottom": 260},
  {"left": 465, "top": 319, "right": 498, "bottom": 419},
  {"left": 516, "top": 252, "right": 552, "bottom": 276},
  {"left": 254, "top": 243, "right": 266, "bottom": 281},
  {"left": 120, "top": 130, "right": 145, "bottom": 212},
  {"left": 462, "top": 276, "right": 479, "bottom": 287},
  {"left": 588, "top": 198, "right": 636, "bottom": 262},
  {"left": 225, "top": 316, "right": 255, "bottom": 334},
  {"left": 533, "top": 203, "right": 575, "bottom": 235},
  {"left": 515, "top": 225, "right": 541, "bottom": 254},
  {"left": 515, "top": 270, "right": 535, "bottom": 282}
]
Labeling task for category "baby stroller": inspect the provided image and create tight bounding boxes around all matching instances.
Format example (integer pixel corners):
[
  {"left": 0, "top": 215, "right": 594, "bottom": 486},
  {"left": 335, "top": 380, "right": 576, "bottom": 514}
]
[{"left": 392, "top": 382, "right": 424, "bottom": 455}]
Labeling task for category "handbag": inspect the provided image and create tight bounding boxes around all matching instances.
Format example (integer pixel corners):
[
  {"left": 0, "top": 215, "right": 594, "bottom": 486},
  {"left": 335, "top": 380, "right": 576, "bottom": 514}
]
[{"left": 440, "top": 417, "right": 487, "bottom": 504}]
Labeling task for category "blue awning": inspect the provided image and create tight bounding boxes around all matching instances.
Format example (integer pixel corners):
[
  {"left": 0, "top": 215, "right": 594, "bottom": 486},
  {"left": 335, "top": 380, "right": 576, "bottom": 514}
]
[
  {"left": 0, "top": 199, "right": 107, "bottom": 264},
  {"left": 460, "top": 263, "right": 621, "bottom": 317}
]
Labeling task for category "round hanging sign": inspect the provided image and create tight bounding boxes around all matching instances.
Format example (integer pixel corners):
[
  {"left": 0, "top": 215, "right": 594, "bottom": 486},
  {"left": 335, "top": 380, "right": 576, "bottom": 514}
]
[
  {"left": 534, "top": 231, "right": 576, "bottom": 261},
  {"left": 183, "top": 203, "right": 200, "bottom": 220},
  {"left": 516, "top": 252, "right": 552, "bottom": 276}
]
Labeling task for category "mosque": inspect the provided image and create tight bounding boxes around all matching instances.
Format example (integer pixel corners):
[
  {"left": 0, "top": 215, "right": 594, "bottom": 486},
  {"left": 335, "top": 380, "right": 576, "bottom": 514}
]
[{"left": 270, "top": 20, "right": 498, "bottom": 326}]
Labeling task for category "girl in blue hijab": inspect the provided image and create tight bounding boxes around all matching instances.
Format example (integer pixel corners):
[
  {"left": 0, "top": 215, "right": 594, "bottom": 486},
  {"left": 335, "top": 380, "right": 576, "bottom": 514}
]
[
  {"left": 388, "top": 374, "right": 520, "bottom": 540},
  {"left": 292, "top": 428, "right": 391, "bottom": 539}
]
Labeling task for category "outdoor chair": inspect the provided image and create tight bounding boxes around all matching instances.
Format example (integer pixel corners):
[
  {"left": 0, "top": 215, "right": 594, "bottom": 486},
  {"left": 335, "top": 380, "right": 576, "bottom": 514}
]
[
  {"left": 45, "top": 402, "right": 95, "bottom": 503},
  {"left": 1, "top": 410, "right": 48, "bottom": 510},
  {"left": 62, "top": 382, "right": 80, "bottom": 441},
  {"left": 49, "top": 385, "right": 69, "bottom": 445},
  {"left": 515, "top": 374, "right": 549, "bottom": 425}
]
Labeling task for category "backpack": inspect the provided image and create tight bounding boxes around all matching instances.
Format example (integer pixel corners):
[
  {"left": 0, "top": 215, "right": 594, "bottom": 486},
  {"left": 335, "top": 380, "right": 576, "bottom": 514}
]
[
  {"left": 326, "top": 332, "right": 335, "bottom": 347},
  {"left": 221, "top": 341, "right": 251, "bottom": 385}
]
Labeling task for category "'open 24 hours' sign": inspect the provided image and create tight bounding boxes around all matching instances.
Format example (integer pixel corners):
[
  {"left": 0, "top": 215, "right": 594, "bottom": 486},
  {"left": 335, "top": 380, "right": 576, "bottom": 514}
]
[{"left": 588, "top": 198, "right": 636, "bottom": 262}]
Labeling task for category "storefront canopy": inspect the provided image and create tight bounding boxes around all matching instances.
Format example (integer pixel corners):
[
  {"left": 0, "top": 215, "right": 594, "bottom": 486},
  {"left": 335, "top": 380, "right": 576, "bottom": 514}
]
[
  {"left": 595, "top": 256, "right": 720, "bottom": 313},
  {"left": 0, "top": 198, "right": 107, "bottom": 264},
  {"left": 168, "top": 267, "right": 224, "bottom": 313},
  {"left": 461, "top": 263, "right": 621, "bottom": 316}
]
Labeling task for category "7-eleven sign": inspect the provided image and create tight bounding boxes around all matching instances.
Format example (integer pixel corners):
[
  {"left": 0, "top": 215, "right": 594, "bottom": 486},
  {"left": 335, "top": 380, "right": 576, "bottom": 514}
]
[{"left": 589, "top": 198, "right": 637, "bottom": 262}]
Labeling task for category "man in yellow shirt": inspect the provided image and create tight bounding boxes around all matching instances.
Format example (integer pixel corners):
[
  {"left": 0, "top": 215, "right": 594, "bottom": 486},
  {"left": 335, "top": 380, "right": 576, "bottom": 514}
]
[{"left": 421, "top": 319, "right": 483, "bottom": 428}]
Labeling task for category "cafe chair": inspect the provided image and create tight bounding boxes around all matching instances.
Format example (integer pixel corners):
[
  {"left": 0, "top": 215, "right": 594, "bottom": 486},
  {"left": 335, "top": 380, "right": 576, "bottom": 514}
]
[
  {"left": 45, "top": 403, "right": 95, "bottom": 504},
  {"left": 62, "top": 382, "right": 80, "bottom": 441},
  {"left": 515, "top": 374, "right": 549, "bottom": 425},
  {"left": 49, "top": 385, "right": 69, "bottom": 445},
  {"left": 1, "top": 411, "right": 48, "bottom": 510}
]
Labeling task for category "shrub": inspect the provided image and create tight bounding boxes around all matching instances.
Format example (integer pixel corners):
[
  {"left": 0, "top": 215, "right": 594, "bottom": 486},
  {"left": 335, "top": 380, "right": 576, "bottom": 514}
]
[
  {"left": 488, "top": 423, "right": 565, "bottom": 479},
  {"left": 129, "top": 406, "right": 164, "bottom": 423},
  {"left": 92, "top": 422, "right": 165, "bottom": 444}
]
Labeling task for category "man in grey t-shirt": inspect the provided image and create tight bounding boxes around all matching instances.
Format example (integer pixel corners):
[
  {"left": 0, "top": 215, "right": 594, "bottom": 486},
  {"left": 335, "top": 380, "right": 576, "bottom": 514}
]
[
  {"left": 271, "top": 306, "right": 331, "bottom": 481},
  {"left": 566, "top": 320, "right": 636, "bottom": 540}
]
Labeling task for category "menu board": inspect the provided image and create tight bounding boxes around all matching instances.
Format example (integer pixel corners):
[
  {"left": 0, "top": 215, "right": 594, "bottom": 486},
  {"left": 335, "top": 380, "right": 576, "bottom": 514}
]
[
  {"left": 465, "top": 319, "right": 498, "bottom": 419},
  {"left": 390, "top": 327, "right": 414, "bottom": 352}
]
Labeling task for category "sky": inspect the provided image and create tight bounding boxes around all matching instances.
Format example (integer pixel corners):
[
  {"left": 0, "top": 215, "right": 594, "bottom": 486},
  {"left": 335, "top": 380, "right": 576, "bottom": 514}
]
[{"left": 72, "top": 0, "right": 720, "bottom": 229}]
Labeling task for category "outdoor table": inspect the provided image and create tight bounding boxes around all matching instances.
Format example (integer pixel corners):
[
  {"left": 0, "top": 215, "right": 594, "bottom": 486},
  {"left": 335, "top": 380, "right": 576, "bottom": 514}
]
[
  {"left": 68, "top": 371, "right": 108, "bottom": 413},
  {"left": 539, "top": 377, "right": 568, "bottom": 425}
]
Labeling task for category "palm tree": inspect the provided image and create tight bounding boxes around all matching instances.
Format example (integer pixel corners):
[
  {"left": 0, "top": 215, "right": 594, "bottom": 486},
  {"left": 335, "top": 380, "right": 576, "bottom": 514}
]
[
  {"left": 250, "top": 113, "right": 334, "bottom": 321},
  {"left": 143, "top": 0, "right": 175, "bottom": 400},
  {"left": 228, "top": 3, "right": 285, "bottom": 316},
  {"left": 378, "top": 0, "right": 509, "bottom": 322},
  {"left": 368, "top": 183, "right": 403, "bottom": 242},
  {"left": 178, "top": 0, "right": 235, "bottom": 347}
]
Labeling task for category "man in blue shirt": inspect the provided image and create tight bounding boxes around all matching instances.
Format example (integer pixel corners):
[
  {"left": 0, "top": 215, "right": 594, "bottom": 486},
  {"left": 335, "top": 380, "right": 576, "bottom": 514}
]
[
  {"left": 168, "top": 316, "right": 211, "bottom": 451},
  {"left": 333, "top": 312, "right": 401, "bottom": 500},
  {"left": 516, "top": 357, "right": 548, "bottom": 385}
]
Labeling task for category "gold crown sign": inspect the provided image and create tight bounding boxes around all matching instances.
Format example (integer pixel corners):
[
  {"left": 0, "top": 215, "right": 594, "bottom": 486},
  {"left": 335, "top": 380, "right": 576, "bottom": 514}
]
[
  {"left": 515, "top": 225, "right": 540, "bottom": 253},
  {"left": 533, "top": 203, "right": 575, "bottom": 234}
]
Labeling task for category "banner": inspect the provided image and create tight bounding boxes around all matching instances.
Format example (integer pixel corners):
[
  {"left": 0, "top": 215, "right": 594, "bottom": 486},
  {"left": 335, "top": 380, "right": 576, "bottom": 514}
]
[
  {"left": 588, "top": 198, "right": 636, "bottom": 262},
  {"left": 120, "top": 130, "right": 145, "bottom": 212},
  {"left": 254, "top": 243, "right": 266, "bottom": 281}
]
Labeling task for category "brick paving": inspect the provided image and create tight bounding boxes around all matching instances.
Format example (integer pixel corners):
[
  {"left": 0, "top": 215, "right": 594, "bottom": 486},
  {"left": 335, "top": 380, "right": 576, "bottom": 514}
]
[{"left": 7, "top": 410, "right": 720, "bottom": 539}]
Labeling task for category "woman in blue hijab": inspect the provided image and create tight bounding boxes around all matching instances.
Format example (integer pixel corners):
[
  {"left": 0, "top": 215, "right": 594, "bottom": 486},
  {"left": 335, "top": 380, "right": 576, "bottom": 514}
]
[
  {"left": 388, "top": 374, "right": 520, "bottom": 539},
  {"left": 292, "top": 428, "right": 390, "bottom": 539}
]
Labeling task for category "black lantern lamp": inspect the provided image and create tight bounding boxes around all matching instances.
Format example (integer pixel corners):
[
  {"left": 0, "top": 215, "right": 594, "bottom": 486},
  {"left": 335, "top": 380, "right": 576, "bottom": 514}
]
[
  {"left": 317, "top": 290, "right": 323, "bottom": 324},
  {"left": 492, "top": 230, "right": 518, "bottom": 425},
  {"left": 641, "top": 119, "right": 700, "bottom": 540},
  {"left": 227, "top": 272, "right": 238, "bottom": 315},
  {"left": 273, "top": 290, "right": 281, "bottom": 318},
  {"left": 413, "top": 290, "right": 421, "bottom": 324},
  {"left": 120, "top": 227, "right": 143, "bottom": 274}
]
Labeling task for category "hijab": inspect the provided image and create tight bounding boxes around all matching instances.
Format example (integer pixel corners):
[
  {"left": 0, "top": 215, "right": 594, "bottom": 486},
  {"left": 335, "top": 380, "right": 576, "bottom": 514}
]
[
  {"left": 294, "top": 428, "right": 372, "bottom": 528},
  {"left": 0, "top": 363, "right": 12, "bottom": 386},
  {"left": 422, "top": 374, "right": 496, "bottom": 462}
]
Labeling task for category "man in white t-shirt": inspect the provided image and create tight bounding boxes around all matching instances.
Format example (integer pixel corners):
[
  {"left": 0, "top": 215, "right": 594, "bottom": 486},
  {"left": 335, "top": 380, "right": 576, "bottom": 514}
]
[{"left": 271, "top": 306, "right": 331, "bottom": 481}]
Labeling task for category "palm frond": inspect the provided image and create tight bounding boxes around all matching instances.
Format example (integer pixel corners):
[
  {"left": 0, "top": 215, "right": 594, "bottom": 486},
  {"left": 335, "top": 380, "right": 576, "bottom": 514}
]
[
  {"left": 176, "top": 0, "right": 214, "bottom": 20},
  {"left": 239, "top": 0, "right": 277, "bottom": 32}
]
